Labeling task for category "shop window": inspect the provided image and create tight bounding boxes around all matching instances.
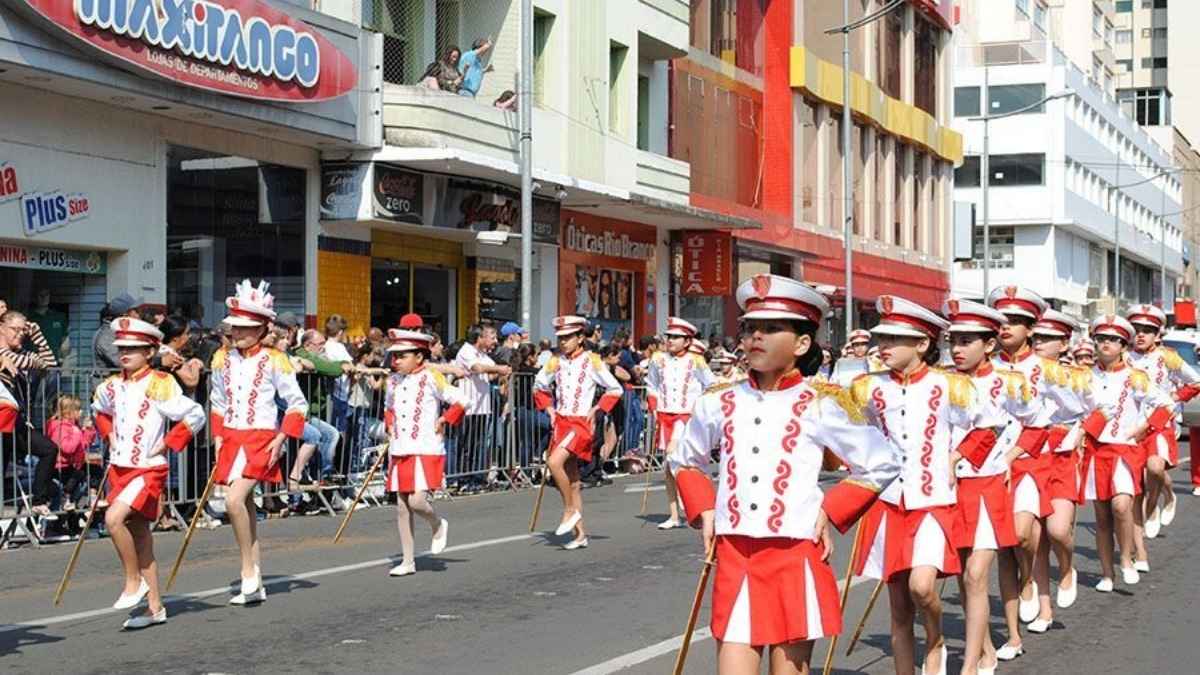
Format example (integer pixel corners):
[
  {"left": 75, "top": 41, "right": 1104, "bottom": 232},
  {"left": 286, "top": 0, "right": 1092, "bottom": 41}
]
[
  {"left": 987, "top": 83, "right": 1046, "bottom": 115},
  {"left": 913, "top": 17, "right": 938, "bottom": 116},
  {"left": 166, "top": 147, "right": 306, "bottom": 328},
  {"left": 955, "top": 86, "right": 981, "bottom": 117},
  {"left": 955, "top": 156, "right": 981, "bottom": 188},
  {"left": 0, "top": 270, "right": 107, "bottom": 371},
  {"left": 964, "top": 226, "right": 1015, "bottom": 269},
  {"left": 988, "top": 153, "right": 1045, "bottom": 186}
]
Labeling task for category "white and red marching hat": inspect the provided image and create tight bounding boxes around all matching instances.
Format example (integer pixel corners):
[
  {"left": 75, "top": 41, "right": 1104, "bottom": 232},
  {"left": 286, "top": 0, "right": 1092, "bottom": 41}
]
[
  {"left": 1090, "top": 314, "right": 1135, "bottom": 342},
  {"left": 735, "top": 274, "right": 828, "bottom": 323},
  {"left": 553, "top": 315, "right": 588, "bottom": 337},
  {"left": 1072, "top": 338, "right": 1095, "bottom": 355},
  {"left": 986, "top": 285, "right": 1047, "bottom": 321},
  {"left": 1126, "top": 303, "right": 1167, "bottom": 331},
  {"left": 689, "top": 339, "right": 709, "bottom": 356},
  {"left": 711, "top": 348, "right": 735, "bottom": 364},
  {"left": 223, "top": 279, "right": 277, "bottom": 327},
  {"left": 847, "top": 329, "right": 871, "bottom": 346},
  {"left": 111, "top": 317, "right": 163, "bottom": 348},
  {"left": 941, "top": 298, "right": 1006, "bottom": 334},
  {"left": 871, "top": 295, "right": 950, "bottom": 339},
  {"left": 664, "top": 317, "right": 699, "bottom": 338},
  {"left": 386, "top": 329, "right": 434, "bottom": 353},
  {"left": 1032, "top": 308, "right": 1079, "bottom": 338}
]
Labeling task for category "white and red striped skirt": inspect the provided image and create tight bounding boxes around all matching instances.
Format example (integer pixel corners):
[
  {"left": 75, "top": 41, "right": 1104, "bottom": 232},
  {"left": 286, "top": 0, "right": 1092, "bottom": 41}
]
[
  {"left": 655, "top": 412, "right": 690, "bottom": 452},
  {"left": 107, "top": 465, "right": 169, "bottom": 521},
  {"left": 1141, "top": 423, "right": 1179, "bottom": 467},
  {"left": 387, "top": 455, "right": 445, "bottom": 493},
  {"left": 853, "top": 500, "right": 965, "bottom": 581},
  {"left": 214, "top": 429, "right": 282, "bottom": 485},
  {"left": 1045, "top": 451, "right": 1083, "bottom": 504},
  {"left": 711, "top": 535, "right": 842, "bottom": 646},
  {"left": 1010, "top": 453, "right": 1053, "bottom": 518},
  {"left": 956, "top": 474, "right": 1018, "bottom": 550},
  {"left": 1081, "top": 443, "right": 1144, "bottom": 502}
]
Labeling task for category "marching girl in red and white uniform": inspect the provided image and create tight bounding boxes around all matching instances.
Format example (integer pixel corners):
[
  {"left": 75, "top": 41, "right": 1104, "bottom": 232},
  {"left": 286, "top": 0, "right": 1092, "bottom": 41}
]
[
  {"left": 533, "top": 316, "right": 623, "bottom": 550},
  {"left": 645, "top": 317, "right": 715, "bottom": 530},
  {"left": 382, "top": 329, "right": 465, "bottom": 577},
  {"left": 1072, "top": 339, "right": 1095, "bottom": 368},
  {"left": 850, "top": 295, "right": 1001, "bottom": 675},
  {"left": 208, "top": 280, "right": 308, "bottom": 605},
  {"left": 1081, "top": 315, "right": 1175, "bottom": 592},
  {"left": 1126, "top": 304, "right": 1200, "bottom": 542},
  {"left": 986, "top": 287, "right": 1087, "bottom": 661},
  {"left": 669, "top": 275, "right": 901, "bottom": 675},
  {"left": 92, "top": 318, "right": 205, "bottom": 629},
  {"left": 943, "top": 299, "right": 1040, "bottom": 675}
]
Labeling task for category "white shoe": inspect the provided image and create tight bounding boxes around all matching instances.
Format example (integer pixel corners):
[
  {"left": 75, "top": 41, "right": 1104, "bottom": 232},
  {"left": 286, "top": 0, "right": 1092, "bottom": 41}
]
[
  {"left": 1192, "top": 486, "right": 1200, "bottom": 497},
  {"left": 431, "top": 518, "right": 449, "bottom": 555},
  {"left": 229, "top": 586, "right": 267, "bottom": 605},
  {"left": 656, "top": 518, "right": 681, "bottom": 530},
  {"left": 240, "top": 566, "right": 261, "bottom": 596},
  {"left": 1133, "top": 560, "right": 1150, "bottom": 573},
  {"left": 1161, "top": 495, "right": 1178, "bottom": 526},
  {"left": 1121, "top": 567, "right": 1140, "bottom": 585},
  {"left": 112, "top": 578, "right": 149, "bottom": 610},
  {"left": 1056, "top": 568, "right": 1078, "bottom": 609},
  {"left": 1144, "top": 509, "right": 1161, "bottom": 539},
  {"left": 995, "top": 644, "right": 1025, "bottom": 661},
  {"left": 977, "top": 662, "right": 997, "bottom": 675},
  {"left": 388, "top": 561, "right": 416, "bottom": 577},
  {"left": 554, "top": 511, "right": 582, "bottom": 537},
  {"left": 919, "top": 644, "right": 946, "bottom": 675},
  {"left": 1095, "top": 578, "right": 1114, "bottom": 593},
  {"left": 1018, "top": 580, "right": 1040, "bottom": 623},
  {"left": 1027, "top": 618, "right": 1052, "bottom": 633},
  {"left": 122, "top": 608, "right": 167, "bottom": 630},
  {"left": 562, "top": 537, "right": 589, "bottom": 551}
]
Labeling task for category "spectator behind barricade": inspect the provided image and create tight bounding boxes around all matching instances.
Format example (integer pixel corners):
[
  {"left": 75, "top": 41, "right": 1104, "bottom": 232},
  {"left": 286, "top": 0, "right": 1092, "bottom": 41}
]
[
  {"left": 534, "top": 339, "right": 553, "bottom": 368},
  {"left": 494, "top": 321, "right": 525, "bottom": 365},
  {"left": 287, "top": 329, "right": 350, "bottom": 491},
  {"left": 457, "top": 37, "right": 494, "bottom": 98},
  {"left": 155, "top": 315, "right": 204, "bottom": 396},
  {"left": 29, "top": 289, "right": 69, "bottom": 361},
  {"left": 322, "top": 314, "right": 354, "bottom": 439},
  {"left": 633, "top": 335, "right": 659, "bottom": 381},
  {"left": 509, "top": 343, "right": 550, "bottom": 467},
  {"left": 494, "top": 90, "right": 517, "bottom": 111},
  {"left": 612, "top": 330, "right": 640, "bottom": 384},
  {"left": 347, "top": 344, "right": 387, "bottom": 476},
  {"left": 93, "top": 292, "right": 142, "bottom": 370},
  {"left": 586, "top": 344, "right": 630, "bottom": 485},
  {"left": 45, "top": 394, "right": 96, "bottom": 511},
  {"left": 367, "top": 327, "right": 386, "bottom": 354},
  {"left": 452, "top": 323, "right": 510, "bottom": 490},
  {"left": 275, "top": 311, "right": 303, "bottom": 351},
  {"left": 140, "top": 304, "right": 166, "bottom": 327},
  {"left": 187, "top": 302, "right": 206, "bottom": 332},
  {"left": 0, "top": 310, "right": 62, "bottom": 517}
]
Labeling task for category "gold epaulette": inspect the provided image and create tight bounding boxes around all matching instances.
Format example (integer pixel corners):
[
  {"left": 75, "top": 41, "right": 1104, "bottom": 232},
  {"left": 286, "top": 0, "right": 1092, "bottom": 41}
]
[
  {"left": 542, "top": 355, "right": 560, "bottom": 373},
  {"left": 210, "top": 347, "right": 228, "bottom": 370},
  {"left": 812, "top": 380, "right": 867, "bottom": 424},
  {"left": 943, "top": 370, "right": 977, "bottom": 409},
  {"left": 1130, "top": 368, "right": 1151, "bottom": 392},
  {"left": 1002, "top": 370, "right": 1032, "bottom": 403},
  {"left": 145, "top": 371, "right": 180, "bottom": 402},
  {"left": 1040, "top": 358, "right": 1071, "bottom": 387},
  {"left": 1162, "top": 347, "right": 1185, "bottom": 371},
  {"left": 849, "top": 372, "right": 873, "bottom": 409},
  {"left": 1069, "top": 365, "right": 1094, "bottom": 391},
  {"left": 268, "top": 348, "right": 295, "bottom": 374}
]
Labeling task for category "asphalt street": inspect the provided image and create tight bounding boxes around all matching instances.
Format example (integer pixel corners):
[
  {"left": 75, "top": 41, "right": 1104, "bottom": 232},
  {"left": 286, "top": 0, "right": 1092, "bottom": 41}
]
[{"left": 1, "top": 466, "right": 1198, "bottom": 674}]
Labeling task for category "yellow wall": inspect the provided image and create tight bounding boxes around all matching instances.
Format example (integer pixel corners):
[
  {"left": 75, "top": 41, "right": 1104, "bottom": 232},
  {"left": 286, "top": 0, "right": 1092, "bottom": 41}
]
[{"left": 317, "top": 249, "right": 372, "bottom": 338}]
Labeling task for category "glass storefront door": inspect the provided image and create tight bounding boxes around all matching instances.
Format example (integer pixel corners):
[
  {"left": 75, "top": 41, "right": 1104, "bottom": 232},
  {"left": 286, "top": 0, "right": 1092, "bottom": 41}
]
[{"left": 370, "top": 258, "right": 455, "bottom": 343}]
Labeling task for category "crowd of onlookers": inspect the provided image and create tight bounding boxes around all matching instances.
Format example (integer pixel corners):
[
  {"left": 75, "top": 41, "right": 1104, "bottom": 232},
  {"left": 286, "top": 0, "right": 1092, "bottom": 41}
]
[{"left": 414, "top": 37, "right": 518, "bottom": 111}]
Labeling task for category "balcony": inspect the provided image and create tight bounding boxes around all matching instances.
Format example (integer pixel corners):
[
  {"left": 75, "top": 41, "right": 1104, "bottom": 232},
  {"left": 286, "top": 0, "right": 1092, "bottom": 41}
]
[
  {"left": 635, "top": 150, "right": 690, "bottom": 204},
  {"left": 381, "top": 85, "right": 518, "bottom": 164}
]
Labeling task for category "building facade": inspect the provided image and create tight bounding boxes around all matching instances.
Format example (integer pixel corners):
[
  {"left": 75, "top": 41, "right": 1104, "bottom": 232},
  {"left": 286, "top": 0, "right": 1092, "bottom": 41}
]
[{"left": 952, "top": 0, "right": 1184, "bottom": 317}]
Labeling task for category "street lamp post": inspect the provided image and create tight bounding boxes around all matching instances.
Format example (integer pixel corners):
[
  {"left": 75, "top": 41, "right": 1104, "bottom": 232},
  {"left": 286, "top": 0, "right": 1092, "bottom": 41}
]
[
  {"left": 968, "top": 88, "right": 1074, "bottom": 298},
  {"left": 519, "top": 0, "right": 533, "bottom": 329}
]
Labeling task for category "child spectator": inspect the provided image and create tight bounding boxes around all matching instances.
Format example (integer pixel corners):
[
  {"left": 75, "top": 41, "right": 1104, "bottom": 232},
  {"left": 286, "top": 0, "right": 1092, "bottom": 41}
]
[{"left": 45, "top": 394, "right": 97, "bottom": 511}]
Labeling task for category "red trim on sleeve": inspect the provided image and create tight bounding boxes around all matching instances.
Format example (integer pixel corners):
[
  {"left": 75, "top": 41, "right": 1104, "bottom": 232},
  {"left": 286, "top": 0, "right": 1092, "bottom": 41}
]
[
  {"left": 956, "top": 428, "right": 999, "bottom": 470},
  {"left": 164, "top": 422, "right": 193, "bottom": 452},
  {"left": 281, "top": 411, "right": 306, "bottom": 439},
  {"left": 1082, "top": 410, "right": 1108, "bottom": 439},
  {"left": 597, "top": 392, "right": 622, "bottom": 413},
  {"left": 533, "top": 390, "right": 553, "bottom": 411},
  {"left": 822, "top": 481, "right": 880, "bottom": 534},
  {"left": 1146, "top": 406, "right": 1172, "bottom": 433},
  {"left": 1046, "top": 426, "right": 1070, "bottom": 453},
  {"left": 0, "top": 406, "right": 16, "bottom": 434},
  {"left": 646, "top": 395, "right": 658, "bottom": 414},
  {"left": 442, "top": 403, "right": 465, "bottom": 426},
  {"left": 1176, "top": 384, "right": 1200, "bottom": 402},
  {"left": 94, "top": 412, "right": 114, "bottom": 438},
  {"left": 209, "top": 412, "right": 225, "bottom": 439},
  {"left": 674, "top": 468, "right": 716, "bottom": 527},
  {"left": 1014, "top": 427, "right": 1049, "bottom": 459},
  {"left": 384, "top": 410, "right": 395, "bottom": 430}
]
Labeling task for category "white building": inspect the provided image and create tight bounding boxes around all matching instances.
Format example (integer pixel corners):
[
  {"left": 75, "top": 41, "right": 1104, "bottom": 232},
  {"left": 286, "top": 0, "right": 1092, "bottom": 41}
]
[{"left": 951, "top": 3, "right": 1182, "bottom": 317}]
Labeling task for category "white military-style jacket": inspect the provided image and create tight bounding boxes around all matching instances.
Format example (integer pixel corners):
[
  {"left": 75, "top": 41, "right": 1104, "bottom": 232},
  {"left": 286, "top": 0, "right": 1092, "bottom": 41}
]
[
  {"left": 1081, "top": 360, "right": 1175, "bottom": 445},
  {"left": 92, "top": 369, "right": 205, "bottom": 469},
  {"left": 1128, "top": 347, "right": 1200, "bottom": 401},
  {"left": 209, "top": 346, "right": 308, "bottom": 439},
  {"left": 953, "top": 363, "right": 1038, "bottom": 478},
  {"left": 669, "top": 372, "right": 901, "bottom": 540},
  {"left": 384, "top": 367, "right": 466, "bottom": 456},
  {"left": 993, "top": 348, "right": 1091, "bottom": 453},
  {"left": 645, "top": 351, "right": 714, "bottom": 414},
  {"left": 851, "top": 365, "right": 1001, "bottom": 509},
  {"left": 533, "top": 350, "right": 623, "bottom": 417}
]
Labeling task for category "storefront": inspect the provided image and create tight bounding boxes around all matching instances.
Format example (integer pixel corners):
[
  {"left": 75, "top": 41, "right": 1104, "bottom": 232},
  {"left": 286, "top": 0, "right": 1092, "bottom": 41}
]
[
  {"left": 1, "top": 0, "right": 375, "bottom": 363},
  {"left": 558, "top": 211, "right": 658, "bottom": 341}
]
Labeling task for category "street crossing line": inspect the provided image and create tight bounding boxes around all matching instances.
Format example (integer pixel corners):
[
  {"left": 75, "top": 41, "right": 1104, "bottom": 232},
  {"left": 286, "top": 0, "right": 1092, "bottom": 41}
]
[
  {"left": 568, "top": 575, "right": 873, "bottom": 674},
  {"left": 623, "top": 485, "right": 666, "bottom": 493},
  {"left": 0, "top": 532, "right": 535, "bottom": 634}
]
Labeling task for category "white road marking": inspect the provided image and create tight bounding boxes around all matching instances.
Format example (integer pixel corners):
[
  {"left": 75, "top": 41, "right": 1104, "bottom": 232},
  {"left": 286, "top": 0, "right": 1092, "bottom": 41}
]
[
  {"left": 568, "top": 575, "right": 873, "bottom": 675},
  {"left": 624, "top": 485, "right": 665, "bottom": 493},
  {"left": 0, "top": 533, "right": 534, "bottom": 634}
]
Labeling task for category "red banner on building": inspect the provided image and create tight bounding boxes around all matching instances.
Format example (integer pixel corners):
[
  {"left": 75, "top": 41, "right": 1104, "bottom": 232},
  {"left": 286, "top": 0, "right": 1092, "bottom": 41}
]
[{"left": 681, "top": 231, "right": 732, "bottom": 296}]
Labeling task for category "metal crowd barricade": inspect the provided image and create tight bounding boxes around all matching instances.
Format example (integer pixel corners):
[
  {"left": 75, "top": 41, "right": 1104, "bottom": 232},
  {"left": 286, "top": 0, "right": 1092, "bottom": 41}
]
[{"left": 1, "top": 362, "right": 656, "bottom": 550}]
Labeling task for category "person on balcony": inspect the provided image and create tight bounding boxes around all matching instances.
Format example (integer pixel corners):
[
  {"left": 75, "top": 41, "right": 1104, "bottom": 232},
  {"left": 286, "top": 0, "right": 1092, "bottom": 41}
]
[{"left": 458, "top": 37, "right": 494, "bottom": 98}]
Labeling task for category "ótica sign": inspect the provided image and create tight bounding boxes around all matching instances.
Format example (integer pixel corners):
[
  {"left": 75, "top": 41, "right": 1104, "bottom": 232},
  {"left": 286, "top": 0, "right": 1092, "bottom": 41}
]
[{"left": 15, "top": 0, "right": 357, "bottom": 102}]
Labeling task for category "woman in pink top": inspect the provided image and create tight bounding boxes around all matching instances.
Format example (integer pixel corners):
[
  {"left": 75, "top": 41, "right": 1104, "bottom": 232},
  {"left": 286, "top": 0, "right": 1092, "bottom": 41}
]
[{"left": 46, "top": 394, "right": 97, "bottom": 511}]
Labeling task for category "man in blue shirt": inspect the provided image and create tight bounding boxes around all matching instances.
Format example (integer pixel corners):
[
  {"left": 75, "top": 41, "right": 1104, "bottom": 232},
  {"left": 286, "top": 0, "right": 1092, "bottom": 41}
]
[{"left": 458, "top": 37, "right": 494, "bottom": 97}]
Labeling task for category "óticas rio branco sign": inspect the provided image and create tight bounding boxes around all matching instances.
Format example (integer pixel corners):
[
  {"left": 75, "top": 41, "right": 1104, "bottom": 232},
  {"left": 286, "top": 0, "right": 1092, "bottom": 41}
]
[{"left": 17, "top": 0, "right": 356, "bottom": 102}]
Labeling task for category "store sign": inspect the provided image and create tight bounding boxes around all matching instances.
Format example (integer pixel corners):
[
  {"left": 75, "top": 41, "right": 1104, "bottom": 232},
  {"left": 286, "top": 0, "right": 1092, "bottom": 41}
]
[
  {"left": 437, "top": 180, "right": 560, "bottom": 244},
  {"left": 680, "top": 231, "right": 732, "bottom": 296},
  {"left": 0, "top": 162, "right": 18, "bottom": 204},
  {"left": 0, "top": 244, "right": 106, "bottom": 274},
  {"left": 564, "top": 222, "right": 654, "bottom": 261},
  {"left": 16, "top": 0, "right": 357, "bottom": 102},
  {"left": 2, "top": 162, "right": 92, "bottom": 235},
  {"left": 373, "top": 164, "right": 423, "bottom": 224},
  {"left": 319, "top": 162, "right": 367, "bottom": 220}
]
